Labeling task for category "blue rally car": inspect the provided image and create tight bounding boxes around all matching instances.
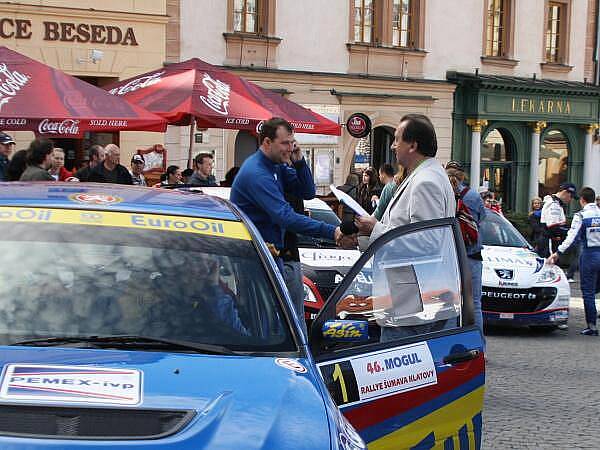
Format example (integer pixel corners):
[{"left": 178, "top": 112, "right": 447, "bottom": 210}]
[{"left": 0, "top": 183, "right": 485, "bottom": 449}]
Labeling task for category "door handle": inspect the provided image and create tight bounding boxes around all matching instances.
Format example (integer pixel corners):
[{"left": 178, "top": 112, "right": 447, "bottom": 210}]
[{"left": 443, "top": 349, "right": 480, "bottom": 365}]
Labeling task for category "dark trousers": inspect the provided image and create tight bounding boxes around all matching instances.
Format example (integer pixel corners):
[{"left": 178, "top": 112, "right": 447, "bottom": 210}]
[{"left": 580, "top": 251, "right": 600, "bottom": 327}]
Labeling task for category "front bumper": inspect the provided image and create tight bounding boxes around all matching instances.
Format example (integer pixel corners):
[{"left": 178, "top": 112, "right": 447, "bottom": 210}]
[{"left": 483, "top": 308, "right": 569, "bottom": 326}]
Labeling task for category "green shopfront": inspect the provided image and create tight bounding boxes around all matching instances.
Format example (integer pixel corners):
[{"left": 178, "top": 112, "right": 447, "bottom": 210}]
[{"left": 448, "top": 72, "right": 600, "bottom": 213}]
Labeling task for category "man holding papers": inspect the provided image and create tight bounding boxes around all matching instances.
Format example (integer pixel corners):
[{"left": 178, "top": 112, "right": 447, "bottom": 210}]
[{"left": 354, "top": 114, "right": 455, "bottom": 242}]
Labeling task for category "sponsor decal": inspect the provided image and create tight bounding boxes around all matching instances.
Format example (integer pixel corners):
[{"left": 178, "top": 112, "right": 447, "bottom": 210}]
[
  {"left": 499, "top": 313, "right": 514, "bottom": 319},
  {"left": 38, "top": 119, "right": 80, "bottom": 135},
  {"left": 499, "top": 281, "right": 519, "bottom": 287},
  {"left": 199, "top": 73, "right": 230, "bottom": 116},
  {"left": 69, "top": 193, "right": 122, "bottom": 205},
  {"left": 495, "top": 268, "right": 514, "bottom": 280},
  {"left": 318, "top": 342, "right": 437, "bottom": 407},
  {"left": 345, "top": 113, "right": 371, "bottom": 138},
  {"left": 322, "top": 320, "right": 368, "bottom": 341},
  {"left": 299, "top": 248, "right": 361, "bottom": 268},
  {"left": 275, "top": 358, "right": 307, "bottom": 374},
  {"left": 0, "top": 63, "right": 30, "bottom": 111},
  {"left": 0, "top": 207, "right": 252, "bottom": 240},
  {"left": 0, "top": 364, "right": 142, "bottom": 406},
  {"left": 109, "top": 71, "right": 164, "bottom": 96},
  {"left": 482, "top": 290, "right": 536, "bottom": 300}
]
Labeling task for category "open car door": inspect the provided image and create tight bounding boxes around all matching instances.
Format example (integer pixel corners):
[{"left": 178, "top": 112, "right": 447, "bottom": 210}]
[{"left": 310, "top": 218, "right": 485, "bottom": 449}]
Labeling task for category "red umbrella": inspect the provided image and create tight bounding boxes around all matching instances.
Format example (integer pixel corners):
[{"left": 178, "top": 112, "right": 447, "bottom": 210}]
[
  {"left": 105, "top": 58, "right": 341, "bottom": 166},
  {"left": 0, "top": 46, "right": 166, "bottom": 138}
]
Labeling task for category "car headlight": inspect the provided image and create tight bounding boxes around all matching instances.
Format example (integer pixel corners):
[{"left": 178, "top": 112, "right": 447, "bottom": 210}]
[
  {"left": 537, "top": 267, "right": 560, "bottom": 284},
  {"left": 303, "top": 282, "right": 318, "bottom": 303},
  {"left": 335, "top": 410, "right": 366, "bottom": 450}
]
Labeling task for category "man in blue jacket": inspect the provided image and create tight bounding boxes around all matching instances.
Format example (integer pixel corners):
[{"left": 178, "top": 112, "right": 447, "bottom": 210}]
[{"left": 231, "top": 118, "right": 349, "bottom": 320}]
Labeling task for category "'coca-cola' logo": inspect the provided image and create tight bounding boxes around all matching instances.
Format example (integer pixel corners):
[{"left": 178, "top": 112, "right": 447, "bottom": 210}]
[
  {"left": 109, "top": 71, "right": 165, "bottom": 96},
  {"left": 38, "top": 119, "right": 80, "bottom": 135},
  {"left": 0, "top": 63, "right": 30, "bottom": 111},
  {"left": 199, "top": 73, "right": 230, "bottom": 116}
]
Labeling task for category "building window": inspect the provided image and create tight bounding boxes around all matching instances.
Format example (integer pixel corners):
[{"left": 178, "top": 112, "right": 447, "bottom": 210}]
[
  {"left": 354, "top": 0, "right": 375, "bottom": 43},
  {"left": 485, "top": 0, "right": 506, "bottom": 57},
  {"left": 233, "top": 0, "right": 258, "bottom": 33},
  {"left": 392, "top": 0, "right": 412, "bottom": 47},
  {"left": 546, "top": 2, "right": 565, "bottom": 63}
]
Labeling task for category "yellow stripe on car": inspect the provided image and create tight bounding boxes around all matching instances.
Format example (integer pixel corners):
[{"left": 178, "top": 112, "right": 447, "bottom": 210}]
[{"left": 0, "top": 207, "right": 251, "bottom": 240}]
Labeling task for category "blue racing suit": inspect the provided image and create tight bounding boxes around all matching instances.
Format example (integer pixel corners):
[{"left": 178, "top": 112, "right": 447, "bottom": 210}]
[{"left": 557, "top": 203, "right": 600, "bottom": 326}]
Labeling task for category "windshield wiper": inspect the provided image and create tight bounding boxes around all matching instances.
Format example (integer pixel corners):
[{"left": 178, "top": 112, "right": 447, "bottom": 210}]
[{"left": 11, "top": 335, "right": 237, "bottom": 355}]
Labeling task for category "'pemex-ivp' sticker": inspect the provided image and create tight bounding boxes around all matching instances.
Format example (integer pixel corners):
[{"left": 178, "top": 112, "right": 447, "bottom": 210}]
[{"left": 0, "top": 364, "right": 142, "bottom": 406}]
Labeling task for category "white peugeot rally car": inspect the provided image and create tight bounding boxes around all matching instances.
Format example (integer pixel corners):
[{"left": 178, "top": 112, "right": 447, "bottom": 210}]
[{"left": 479, "top": 211, "right": 570, "bottom": 330}]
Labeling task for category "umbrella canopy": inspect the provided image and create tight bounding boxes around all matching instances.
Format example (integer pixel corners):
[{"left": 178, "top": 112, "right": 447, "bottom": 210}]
[
  {"left": 0, "top": 46, "right": 166, "bottom": 138},
  {"left": 105, "top": 58, "right": 341, "bottom": 136}
]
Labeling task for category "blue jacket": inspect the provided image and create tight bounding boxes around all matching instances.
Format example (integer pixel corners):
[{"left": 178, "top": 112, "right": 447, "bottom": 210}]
[
  {"left": 459, "top": 183, "right": 486, "bottom": 255},
  {"left": 231, "top": 149, "right": 336, "bottom": 250}
]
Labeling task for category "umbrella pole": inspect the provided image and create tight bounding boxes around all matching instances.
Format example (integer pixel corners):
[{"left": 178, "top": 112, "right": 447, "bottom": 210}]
[{"left": 187, "top": 119, "right": 196, "bottom": 169}]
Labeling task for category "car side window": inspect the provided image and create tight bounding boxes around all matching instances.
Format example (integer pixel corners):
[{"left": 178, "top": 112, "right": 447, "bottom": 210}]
[{"left": 324, "top": 224, "right": 464, "bottom": 348}]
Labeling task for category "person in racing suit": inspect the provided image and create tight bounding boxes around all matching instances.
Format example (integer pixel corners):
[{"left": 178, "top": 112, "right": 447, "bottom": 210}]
[
  {"left": 540, "top": 182, "right": 578, "bottom": 256},
  {"left": 548, "top": 187, "right": 600, "bottom": 336}
]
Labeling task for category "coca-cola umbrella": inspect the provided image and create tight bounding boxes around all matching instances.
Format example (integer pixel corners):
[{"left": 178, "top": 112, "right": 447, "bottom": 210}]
[
  {"left": 105, "top": 58, "right": 341, "bottom": 167},
  {"left": 0, "top": 46, "right": 166, "bottom": 138}
]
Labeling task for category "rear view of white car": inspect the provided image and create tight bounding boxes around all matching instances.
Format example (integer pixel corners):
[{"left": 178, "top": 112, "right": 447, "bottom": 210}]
[{"left": 480, "top": 211, "right": 570, "bottom": 330}]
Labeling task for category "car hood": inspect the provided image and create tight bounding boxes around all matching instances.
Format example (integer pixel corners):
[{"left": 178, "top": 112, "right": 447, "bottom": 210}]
[
  {"left": 482, "top": 245, "right": 549, "bottom": 288},
  {"left": 0, "top": 346, "right": 331, "bottom": 449}
]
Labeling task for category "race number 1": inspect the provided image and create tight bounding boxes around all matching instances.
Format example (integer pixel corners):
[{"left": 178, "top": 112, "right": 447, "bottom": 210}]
[{"left": 319, "top": 360, "right": 360, "bottom": 406}]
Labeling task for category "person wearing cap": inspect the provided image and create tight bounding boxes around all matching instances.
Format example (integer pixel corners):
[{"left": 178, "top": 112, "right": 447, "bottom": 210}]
[
  {"left": 75, "top": 145, "right": 105, "bottom": 182},
  {"left": 548, "top": 187, "right": 600, "bottom": 336},
  {"left": 0, "top": 132, "right": 16, "bottom": 182},
  {"left": 88, "top": 144, "right": 133, "bottom": 185},
  {"left": 189, "top": 153, "right": 217, "bottom": 187},
  {"left": 540, "top": 182, "right": 578, "bottom": 256},
  {"left": 130, "top": 154, "right": 147, "bottom": 186}
]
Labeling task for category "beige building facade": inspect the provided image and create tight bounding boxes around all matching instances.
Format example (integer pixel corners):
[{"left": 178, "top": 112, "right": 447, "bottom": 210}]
[
  {"left": 171, "top": 0, "right": 457, "bottom": 189},
  {"left": 0, "top": 0, "right": 169, "bottom": 167},
  {"left": 173, "top": 0, "right": 598, "bottom": 197}
]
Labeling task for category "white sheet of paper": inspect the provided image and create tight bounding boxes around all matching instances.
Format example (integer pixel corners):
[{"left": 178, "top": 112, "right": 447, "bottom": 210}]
[{"left": 330, "top": 184, "right": 369, "bottom": 217}]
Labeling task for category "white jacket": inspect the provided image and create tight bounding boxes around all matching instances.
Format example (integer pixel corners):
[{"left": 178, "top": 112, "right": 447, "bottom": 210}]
[{"left": 370, "top": 158, "right": 456, "bottom": 243}]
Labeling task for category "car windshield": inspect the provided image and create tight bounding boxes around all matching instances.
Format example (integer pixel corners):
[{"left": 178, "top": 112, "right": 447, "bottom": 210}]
[
  {"left": 480, "top": 211, "right": 530, "bottom": 248},
  {"left": 0, "top": 207, "right": 295, "bottom": 353},
  {"left": 297, "top": 206, "right": 340, "bottom": 248}
]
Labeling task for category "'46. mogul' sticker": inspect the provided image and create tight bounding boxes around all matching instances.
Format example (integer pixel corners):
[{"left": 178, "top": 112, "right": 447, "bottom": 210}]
[{"left": 317, "top": 342, "right": 437, "bottom": 407}]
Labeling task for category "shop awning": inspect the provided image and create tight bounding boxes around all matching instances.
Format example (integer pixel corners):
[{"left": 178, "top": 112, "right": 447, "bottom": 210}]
[
  {"left": 105, "top": 58, "right": 341, "bottom": 136},
  {"left": 0, "top": 46, "right": 167, "bottom": 138}
]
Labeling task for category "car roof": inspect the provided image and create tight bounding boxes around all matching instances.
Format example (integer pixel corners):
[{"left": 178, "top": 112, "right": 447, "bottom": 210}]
[
  {"left": 201, "top": 186, "right": 332, "bottom": 211},
  {"left": 0, "top": 182, "right": 239, "bottom": 220}
]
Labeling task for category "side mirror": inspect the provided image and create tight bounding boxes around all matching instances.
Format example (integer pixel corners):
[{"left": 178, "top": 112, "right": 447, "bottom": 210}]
[{"left": 322, "top": 320, "right": 369, "bottom": 342}]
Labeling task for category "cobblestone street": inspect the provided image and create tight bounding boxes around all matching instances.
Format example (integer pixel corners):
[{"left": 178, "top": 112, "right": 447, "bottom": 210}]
[{"left": 483, "top": 283, "right": 600, "bottom": 449}]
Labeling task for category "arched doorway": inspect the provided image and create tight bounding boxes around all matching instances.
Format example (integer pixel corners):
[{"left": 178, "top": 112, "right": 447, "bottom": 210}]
[
  {"left": 481, "top": 128, "right": 515, "bottom": 211},
  {"left": 371, "top": 126, "right": 396, "bottom": 171},
  {"left": 234, "top": 131, "right": 258, "bottom": 167},
  {"left": 539, "top": 129, "right": 569, "bottom": 198}
]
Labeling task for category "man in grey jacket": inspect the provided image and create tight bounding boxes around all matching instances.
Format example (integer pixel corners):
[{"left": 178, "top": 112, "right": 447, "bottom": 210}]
[
  {"left": 356, "top": 114, "right": 455, "bottom": 240},
  {"left": 355, "top": 114, "right": 457, "bottom": 342}
]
